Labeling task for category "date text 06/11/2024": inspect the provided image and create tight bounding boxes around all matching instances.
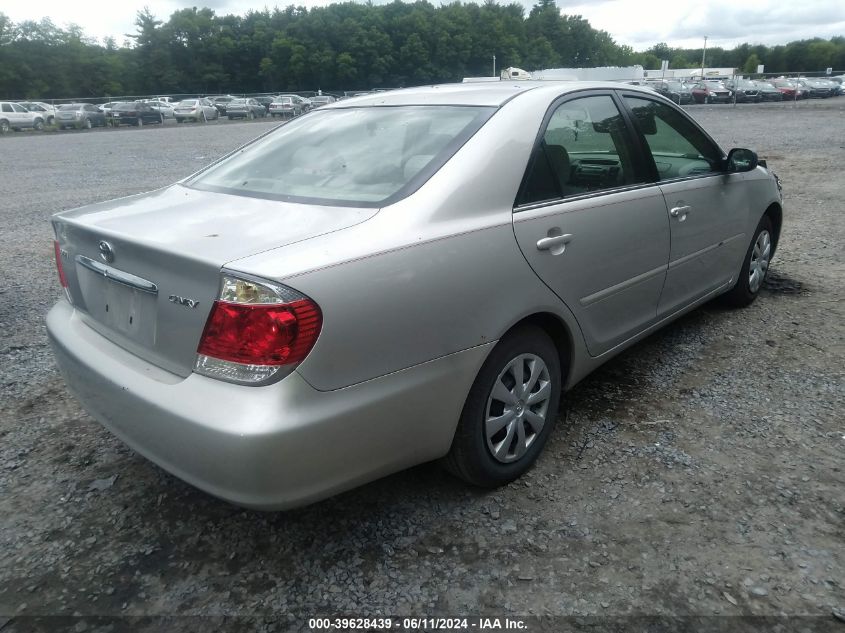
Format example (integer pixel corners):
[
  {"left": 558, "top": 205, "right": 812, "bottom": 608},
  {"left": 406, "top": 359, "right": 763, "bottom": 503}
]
[{"left": 307, "top": 617, "right": 529, "bottom": 630}]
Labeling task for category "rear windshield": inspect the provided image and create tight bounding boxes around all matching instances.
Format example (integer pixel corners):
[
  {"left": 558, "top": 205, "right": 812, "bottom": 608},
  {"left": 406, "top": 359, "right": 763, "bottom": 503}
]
[
  {"left": 58, "top": 104, "right": 80, "bottom": 110},
  {"left": 114, "top": 103, "right": 139, "bottom": 111},
  {"left": 177, "top": 100, "right": 198, "bottom": 107},
  {"left": 188, "top": 105, "right": 493, "bottom": 207}
]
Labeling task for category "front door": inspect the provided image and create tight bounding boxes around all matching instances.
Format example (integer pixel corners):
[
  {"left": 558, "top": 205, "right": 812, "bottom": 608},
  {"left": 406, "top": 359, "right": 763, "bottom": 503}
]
[
  {"left": 621, "top": 95, "right": 749, "bottom": 316},
  {"left": 512, "top": 93, "right": 671, "bottom": 357}
]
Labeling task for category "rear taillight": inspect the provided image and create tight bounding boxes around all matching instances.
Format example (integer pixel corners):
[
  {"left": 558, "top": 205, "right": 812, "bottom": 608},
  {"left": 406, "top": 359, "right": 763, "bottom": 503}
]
[
  {"left": 53, "top": 240, "right": 68, "bottom": 288},
  {"left": 194, "top": 274, "right": 322, "bottom": 385}
]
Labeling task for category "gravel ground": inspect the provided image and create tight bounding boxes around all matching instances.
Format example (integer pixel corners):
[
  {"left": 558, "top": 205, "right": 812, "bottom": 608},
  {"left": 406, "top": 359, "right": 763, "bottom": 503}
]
[{"left": 0, "top": 101, "right": 843, "bottom": 630}]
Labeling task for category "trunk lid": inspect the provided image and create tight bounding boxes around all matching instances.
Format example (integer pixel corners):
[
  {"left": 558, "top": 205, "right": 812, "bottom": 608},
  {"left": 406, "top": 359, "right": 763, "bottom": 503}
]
[{"left": 54, "top": 185, "right": 377, "bottom": 377}]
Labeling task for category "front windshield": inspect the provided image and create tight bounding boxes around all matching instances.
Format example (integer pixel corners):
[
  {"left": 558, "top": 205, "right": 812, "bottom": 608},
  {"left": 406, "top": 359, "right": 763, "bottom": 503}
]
[{"left": 188, "top": 105, "right": 493, "bottom": 207}]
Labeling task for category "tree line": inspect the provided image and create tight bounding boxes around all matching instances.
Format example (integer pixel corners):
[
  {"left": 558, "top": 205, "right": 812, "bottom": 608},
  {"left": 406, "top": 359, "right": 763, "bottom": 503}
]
[{"left": 0, "top": 1, "right": 843, "bottom": 99}]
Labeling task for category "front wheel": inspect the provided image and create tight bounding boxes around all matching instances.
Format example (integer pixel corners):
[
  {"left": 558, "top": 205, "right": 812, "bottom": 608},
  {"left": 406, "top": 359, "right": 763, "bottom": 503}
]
[
  {"left": 444, "top": 325, "right": 562, "bottom": 487},
  {"left": 719, "top": 215, "right": 774, "bottom": 308}
]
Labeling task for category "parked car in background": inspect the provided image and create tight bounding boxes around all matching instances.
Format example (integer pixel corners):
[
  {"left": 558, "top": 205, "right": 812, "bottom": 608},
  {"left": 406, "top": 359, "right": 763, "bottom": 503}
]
[
  {"left": 691, "top": 81, "right": 732, "bottom": 103},
  {"left": 796, "top": 78, "right": 834, "bottom": 98},
  {"left": 55, "top": 103, "right": 107, "bottom": 130},
  {"left": 146, "top": 101, "right": 176, "bottom": 119},
  {"left": 225, "top": 98, "right": 266, "bottom": 120},
  {"left": 19, "top": 101, "right": 56, "bottom": 125},
  {"left": 725, "top": 79, "right": 761, "bottom": 103},
  {"left": 309, "top": 95, "right": 337, "bottom": 108},
  {"left": 269, "top": 95, "right": 304, "bottom": 118},
  {"left": 174, "top": 99, "right": 219, "bottom": 123},
  {"left": 771, "top": 79, "right": 802, "bottom": 99},
  {"left": 99, "top": 102, "right": 121, "bottom": 115},
  {"left": 753, "top": 81, "right": 784, "bottom": 101},
  {"left": 209, "top": 96, "right": 236, "bottom": 116},
  {"left": 48, "top": 82, "right": 782, "bottom": 509},
  {"left": 817, "top": 78, "right": 843, "bottom": 96},
  {"left": 110, "top": 102, "right": 165, "bottom": 127},
  {"left": 253, "top": 96, "right": 275, "bottom": 113},
  {"left": 649, "top": 81, "right": 692, "bottom": 104},
  {"left": 0, "top": 101, "right": 45, "bottom": 132}
]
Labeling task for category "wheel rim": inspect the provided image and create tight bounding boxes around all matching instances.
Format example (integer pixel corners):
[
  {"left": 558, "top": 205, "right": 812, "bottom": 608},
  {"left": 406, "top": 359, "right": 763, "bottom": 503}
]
[
  {"left": 485, "top": 353, "right": 552, "bottom": 464},
  {"left": 748, "top": 229, "right": 771, "bottom": 293}
]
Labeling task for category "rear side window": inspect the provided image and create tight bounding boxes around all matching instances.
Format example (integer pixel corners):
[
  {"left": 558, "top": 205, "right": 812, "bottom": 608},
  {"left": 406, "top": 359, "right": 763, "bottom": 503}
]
[
  {"left": 518, "top": 95, "right": 641, "bottom": 205},
  {"left": 1, "top": 103, "right": 11, "bottom": 113},
  {"left": 188, "top": 105, "right": 494, "bottom": 207},
  {"left": 623, "top": 96, "right": 722, "bottom": 180}
]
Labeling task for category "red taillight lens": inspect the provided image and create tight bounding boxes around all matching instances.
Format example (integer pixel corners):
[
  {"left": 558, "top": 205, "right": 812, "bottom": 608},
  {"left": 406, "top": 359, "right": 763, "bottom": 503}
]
[
  {"left": 197, "top": 299, "right": 321, "bottom": 366},
  {"left": 53, "top": 240, "right": 68, "bottom": 288}
]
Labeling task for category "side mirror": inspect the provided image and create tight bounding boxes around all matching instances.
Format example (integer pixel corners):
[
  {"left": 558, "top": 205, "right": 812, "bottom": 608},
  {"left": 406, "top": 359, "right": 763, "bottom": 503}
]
[{"left": 726, "top": 148, "right": 758, "bottom": 173}]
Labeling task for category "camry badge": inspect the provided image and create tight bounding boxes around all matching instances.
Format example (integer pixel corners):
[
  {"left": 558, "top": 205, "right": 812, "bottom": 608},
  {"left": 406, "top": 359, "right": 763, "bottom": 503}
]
[
  {"left": 169, "top": 295, "right": 200, "bottom": 309},
  {"left": 98, "top": 240, "right": 114, "bottom": 263}
]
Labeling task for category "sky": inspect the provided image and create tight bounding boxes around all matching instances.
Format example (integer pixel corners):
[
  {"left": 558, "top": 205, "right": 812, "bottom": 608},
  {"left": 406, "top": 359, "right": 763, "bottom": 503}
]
[{"left": 4, "top": 0, "right": 844, "bottom": 51}]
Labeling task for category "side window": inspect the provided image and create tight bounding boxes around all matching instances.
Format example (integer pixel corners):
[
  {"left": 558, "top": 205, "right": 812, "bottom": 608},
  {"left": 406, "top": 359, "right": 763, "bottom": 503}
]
[
  {"left": 11, "top": 103, "right": 27, "bottom": 112},
  {"left": 624, "top": 96, "right": 722, "bottom": 180},
  {"left": 518, "top": 95, "right": 641, "bottom": 206},
  {"left": 1, "top": 103, "right": 12, "bottom": 113}
]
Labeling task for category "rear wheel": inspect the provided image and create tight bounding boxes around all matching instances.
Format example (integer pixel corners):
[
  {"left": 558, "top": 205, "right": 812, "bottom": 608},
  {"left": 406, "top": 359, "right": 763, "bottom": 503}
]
[
  {"left": 719, "top": 215, "right": 774, "bottom": 308},
  {"left": 444, "top": 326, "right": 562, "bottom": 487},
  {"left": 0, "top": 119, "right": 9, "bottom": 134}
]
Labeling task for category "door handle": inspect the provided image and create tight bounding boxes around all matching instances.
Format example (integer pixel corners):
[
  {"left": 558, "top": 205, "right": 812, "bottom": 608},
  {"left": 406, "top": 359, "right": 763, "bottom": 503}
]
[
  {"left": 536, "top": 233, "right": 573, "bottom": 252},
  {"left": 669, "top": 205, "right": 692, "bottom": 219}
]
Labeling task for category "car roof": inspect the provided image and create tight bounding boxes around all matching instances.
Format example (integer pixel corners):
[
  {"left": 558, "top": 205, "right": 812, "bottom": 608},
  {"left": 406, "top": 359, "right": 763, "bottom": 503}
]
[{"left": 324, "top": 81, "right": 660, "bottom": 109}]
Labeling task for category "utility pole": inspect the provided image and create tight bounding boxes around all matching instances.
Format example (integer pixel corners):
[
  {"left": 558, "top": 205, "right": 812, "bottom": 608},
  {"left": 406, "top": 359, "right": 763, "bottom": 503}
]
[
  {"left": 700, "top": 36, "right": 708, "bottom": 79},
  {"left": 493, "top": 55, "right": 497, "bottom": 78}
]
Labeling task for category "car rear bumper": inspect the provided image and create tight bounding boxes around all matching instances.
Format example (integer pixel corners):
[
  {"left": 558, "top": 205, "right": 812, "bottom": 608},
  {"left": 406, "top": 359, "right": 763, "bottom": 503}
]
[{"left": 47, "top": 301, "right": 490, "bottom": 510}]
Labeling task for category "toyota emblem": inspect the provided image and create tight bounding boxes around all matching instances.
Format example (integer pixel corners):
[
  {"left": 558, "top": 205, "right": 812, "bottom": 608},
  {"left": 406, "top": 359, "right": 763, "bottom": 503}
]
[{"left": 98, "top": 240, "right": 115, "bottom": 263}]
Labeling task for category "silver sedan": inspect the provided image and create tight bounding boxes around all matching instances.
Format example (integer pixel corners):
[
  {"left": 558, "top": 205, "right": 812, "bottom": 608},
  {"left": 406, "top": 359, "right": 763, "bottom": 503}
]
[{"left": 47, "top": 82, "right": 782, "bottom": 509}]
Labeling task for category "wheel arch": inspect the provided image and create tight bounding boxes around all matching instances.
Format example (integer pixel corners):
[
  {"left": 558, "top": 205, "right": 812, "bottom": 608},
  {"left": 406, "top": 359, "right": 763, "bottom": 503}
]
[
  {"left": 499, "top": 312, "right": 575, "bottom": 388},
  {"left": 764, "top": 202, "right": 782, "bottom": 257}
]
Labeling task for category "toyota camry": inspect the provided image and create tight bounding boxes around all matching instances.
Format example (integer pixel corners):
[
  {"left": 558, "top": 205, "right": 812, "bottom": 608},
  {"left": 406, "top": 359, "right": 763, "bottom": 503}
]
[{"left": 48, "top": 82, "right": 783, "bottom": 509}]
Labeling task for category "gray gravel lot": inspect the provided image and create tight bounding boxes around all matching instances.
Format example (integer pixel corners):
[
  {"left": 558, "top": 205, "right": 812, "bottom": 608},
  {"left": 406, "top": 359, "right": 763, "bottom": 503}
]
[{"left": 0, "top": 102, "right": 843, "bottom": 628}]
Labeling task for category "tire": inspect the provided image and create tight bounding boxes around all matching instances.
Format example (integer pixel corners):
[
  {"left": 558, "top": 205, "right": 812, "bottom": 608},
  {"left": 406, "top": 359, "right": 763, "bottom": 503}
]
[
  {"left": 33, "top": 119, "right": 44, "bottom": 131},
  {"left": 176, "top": 118, "right": 183, "bottom": 124},
  {"left": 137, "top": 117, "right": 143, "bottom": 127},
  {"left": 444, "top": 325, "right": 562, "bottom": 487},
  {"left": 84, "top": 118, "right": 92, "bottom": 129},
  {"left": 719, "top": 215, "right": 774, "bottom": 308},
  {"left": 47, "top": 115, "right": 54, "bottom": 126},
  {"left": 1, "top": 120, "right": 10, "bottom": 133}
]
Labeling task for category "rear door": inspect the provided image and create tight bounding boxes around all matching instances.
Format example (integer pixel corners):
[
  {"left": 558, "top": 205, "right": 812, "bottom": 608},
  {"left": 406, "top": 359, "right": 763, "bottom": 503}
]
[
  {"left": 512, "top": 91, "right": 671, "bottom": 357},
  {"left": 620, "top": 94, "right": 749, "bottom": 316}
]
